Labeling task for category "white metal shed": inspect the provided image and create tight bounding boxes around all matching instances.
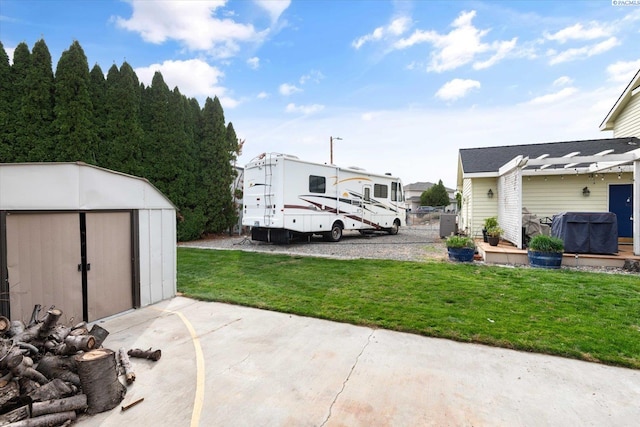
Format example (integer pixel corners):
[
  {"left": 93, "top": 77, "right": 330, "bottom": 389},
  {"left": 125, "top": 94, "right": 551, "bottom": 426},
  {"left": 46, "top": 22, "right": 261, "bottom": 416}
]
[{"left": 0, "top": 162, "right": 177, "bottom": 323}]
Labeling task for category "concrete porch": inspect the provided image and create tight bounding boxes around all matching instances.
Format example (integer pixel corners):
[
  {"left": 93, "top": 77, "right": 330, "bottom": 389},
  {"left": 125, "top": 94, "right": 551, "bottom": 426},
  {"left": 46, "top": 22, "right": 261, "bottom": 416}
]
[{"left": 477, "top": 240, "right": 639, "bottom": 268}]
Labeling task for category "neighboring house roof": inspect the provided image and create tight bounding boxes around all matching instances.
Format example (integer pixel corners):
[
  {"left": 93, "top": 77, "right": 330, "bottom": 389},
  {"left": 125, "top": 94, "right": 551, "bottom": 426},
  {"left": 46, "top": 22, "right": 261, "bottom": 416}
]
[
  {"left": 459, "top": 137, "right": 640, "bottom": 175},
  {"left": 600, "top": 68, "right": 640, "bottom": 131},
  {"left": 405, "top": 181, "right": 455, "bottom": 192}
]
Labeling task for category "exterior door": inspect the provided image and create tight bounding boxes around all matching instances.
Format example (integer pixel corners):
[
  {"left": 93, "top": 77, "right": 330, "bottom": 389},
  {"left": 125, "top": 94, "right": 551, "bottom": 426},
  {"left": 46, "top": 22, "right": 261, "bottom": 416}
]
[
  {"left": 5, "top": 213, "right": 83, "bottom": 323},
  {"left": 85, "top": 212, "right": 133, "bottom": 321},
  {"left": 609, "top": 184, "right": 633, "bottom": 238},
  {"left": 362, "top": 185, "right": 372, "bottom": 226}
]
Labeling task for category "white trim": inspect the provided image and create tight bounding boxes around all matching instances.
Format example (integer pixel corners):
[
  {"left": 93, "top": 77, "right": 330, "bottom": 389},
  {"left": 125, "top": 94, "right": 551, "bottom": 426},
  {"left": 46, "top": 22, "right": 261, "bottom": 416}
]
[{"left": 632, "top": 85, "right": 640, "bottom": 97}]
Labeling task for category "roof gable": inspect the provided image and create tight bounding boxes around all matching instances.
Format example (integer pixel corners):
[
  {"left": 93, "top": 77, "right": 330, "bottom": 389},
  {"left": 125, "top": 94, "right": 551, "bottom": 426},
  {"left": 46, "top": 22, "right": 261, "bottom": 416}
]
[
  {"left": 600, "top": 68, "right": 640, "bottom": 131},
  {"left": 459, "top": 137, "right": 640, "bottom": 174}
]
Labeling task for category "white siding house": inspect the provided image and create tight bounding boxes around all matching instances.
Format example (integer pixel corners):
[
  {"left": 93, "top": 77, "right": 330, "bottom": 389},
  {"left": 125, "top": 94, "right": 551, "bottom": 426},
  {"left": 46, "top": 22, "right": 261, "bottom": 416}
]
[{"left": 457, "top": 68, "right": 640, "bottom": 255}]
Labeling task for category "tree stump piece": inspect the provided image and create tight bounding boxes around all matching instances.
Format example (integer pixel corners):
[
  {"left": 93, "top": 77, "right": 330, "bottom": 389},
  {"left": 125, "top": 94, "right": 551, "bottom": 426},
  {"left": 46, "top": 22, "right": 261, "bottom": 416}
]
[
  {"left": 75, "top": 349, "right": 126, "bottom": 414},
  {"left": 7, "top": 410, "right": 76, "bottom": 427},
  {"left": 31, "top": 394, "right": 87, "bottom": 417}
]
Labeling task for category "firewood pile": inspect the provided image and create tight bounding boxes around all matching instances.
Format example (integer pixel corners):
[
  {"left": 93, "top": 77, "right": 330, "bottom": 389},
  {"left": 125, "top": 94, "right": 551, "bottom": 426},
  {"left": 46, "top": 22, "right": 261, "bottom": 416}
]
[{"left": 0, "top": 305, "right": 161, "bottom": 426}]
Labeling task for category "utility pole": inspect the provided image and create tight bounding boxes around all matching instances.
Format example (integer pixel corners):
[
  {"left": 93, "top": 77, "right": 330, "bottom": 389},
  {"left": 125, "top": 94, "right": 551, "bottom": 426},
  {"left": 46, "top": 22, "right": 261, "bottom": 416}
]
[{"left": 330, "top": 136, "right": 342, "bottom": 164}]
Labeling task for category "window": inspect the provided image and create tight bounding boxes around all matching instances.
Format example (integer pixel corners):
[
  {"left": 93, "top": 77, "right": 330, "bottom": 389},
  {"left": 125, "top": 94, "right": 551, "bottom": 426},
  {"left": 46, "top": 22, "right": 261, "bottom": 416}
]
[
  {"left": 309, "top": 175, "right": 326, "bottom": 193},
  {"left": 374, "top": 184, "right": 388, "bottom": 198},
  {"left": 391, "top": 182, "right": 404, "bottom": 202}
]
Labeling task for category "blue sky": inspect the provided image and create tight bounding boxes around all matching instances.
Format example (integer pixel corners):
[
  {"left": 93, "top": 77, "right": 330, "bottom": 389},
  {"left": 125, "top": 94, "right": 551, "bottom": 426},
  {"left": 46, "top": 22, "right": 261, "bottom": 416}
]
[{"left": 1, "top": 0, "right": 639, "bottom": 188}]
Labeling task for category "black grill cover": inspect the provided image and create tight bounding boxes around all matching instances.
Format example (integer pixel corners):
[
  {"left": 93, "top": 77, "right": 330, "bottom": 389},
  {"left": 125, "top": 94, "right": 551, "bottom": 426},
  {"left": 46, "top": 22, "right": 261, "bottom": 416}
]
[{"left": 551, "top": 212, "right": 618, "bottom": 254}]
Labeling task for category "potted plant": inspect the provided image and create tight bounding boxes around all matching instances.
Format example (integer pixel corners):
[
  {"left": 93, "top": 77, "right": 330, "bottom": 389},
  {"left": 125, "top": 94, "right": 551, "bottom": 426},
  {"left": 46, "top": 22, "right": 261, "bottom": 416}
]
[
  {"left": 528, "top": 235, "right": 564, "bottom": 269},
  {"left": 485, "top": 226, "right": 503, "bottom": 246},
  {"left": 446, "top": 235, "right": 475, "bottom": 262},
  {"left": 482, "top": 217, "right": 498, "bottom": 243}
]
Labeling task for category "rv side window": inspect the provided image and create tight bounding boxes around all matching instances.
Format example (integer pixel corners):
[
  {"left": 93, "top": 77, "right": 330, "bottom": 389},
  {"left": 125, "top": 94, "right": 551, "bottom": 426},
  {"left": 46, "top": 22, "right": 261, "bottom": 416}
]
[
  {"left": 374, "top": 184, "right": 388, "bottom": 198},
  {"left": 309, "top": 175, "right": 326, "bottom": 193},
  {"left": 391, "top": 182, "right": 404, "bottom": 202}
]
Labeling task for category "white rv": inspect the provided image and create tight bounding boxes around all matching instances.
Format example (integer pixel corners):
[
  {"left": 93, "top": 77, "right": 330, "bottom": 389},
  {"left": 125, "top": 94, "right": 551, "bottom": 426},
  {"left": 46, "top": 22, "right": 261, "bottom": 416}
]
[{"left": 242, "top": 153, "right": 407, "bottom": 243}]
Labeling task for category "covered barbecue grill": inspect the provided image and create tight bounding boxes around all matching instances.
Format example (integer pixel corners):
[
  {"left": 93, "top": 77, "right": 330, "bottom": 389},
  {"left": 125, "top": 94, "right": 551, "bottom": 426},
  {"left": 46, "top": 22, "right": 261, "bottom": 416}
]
[{"left": 551, "top": 212, "right": 618, "bottom": 254}]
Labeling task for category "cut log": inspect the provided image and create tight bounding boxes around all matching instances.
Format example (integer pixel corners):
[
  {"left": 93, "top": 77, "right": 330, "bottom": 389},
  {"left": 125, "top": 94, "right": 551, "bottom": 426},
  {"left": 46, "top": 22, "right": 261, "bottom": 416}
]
[
  {"left": 127, "top": 348, "right": 161, "bottom": 361},
  {"left": 75, "top": 349, "right": 126, "bottom": 414},
  {"left": 117, "top": 348, "right": 135, "bottom": 384},
  {"left": 48, "top": 325, "right": 71, "bottom": 343},
  {"left": 30, "top": 394, "right": 87, "bottom": 417},
  {"left": 18, "top": 378, "right": 40, "bottom": 396},
  {"left": 0, "top": 316, "right": 10, "bottom": 335},
  {"left": 37, "top": 309, "right": 62, "bottom": 340},
  {"left": 0, "top": 379, "right": 19, "bottom": 407},
  {"left": 28, "top": 378, "right": 75, "bottom": 402},
  {"left": 7, "top": 321, "right": 25, "bottom": 338},
  {"left": 0, "top": 405, "right": 29, "bottom": 425},
  {"left": 35, "top": 356, "right": 80, "bottom": 387},
  {"left": 88, "top": 325, "right": 109, "bottom": 348},
  {"left": 6, "top": 352, "right": 48, "bottom": 385},
  {"left": 6, "top": 410, "right": 76, "bottom": 427}
]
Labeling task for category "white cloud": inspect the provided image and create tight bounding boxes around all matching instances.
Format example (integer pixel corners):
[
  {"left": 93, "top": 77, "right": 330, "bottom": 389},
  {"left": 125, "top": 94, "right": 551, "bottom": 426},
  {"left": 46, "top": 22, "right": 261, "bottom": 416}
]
[
  {"left": 606, "top": 60, "right": 640, "bottom": 83},
  {"left": 254, "top": 0, "right": 290, "bottom": 23},
  {"left": 473, "top": 38, "right": 517, "bottom": 70},
  {"left": 257, "top": 91, "right": 269, "bottom": 99},
  {"left": 544, "top": 22, "right": 611, "bottom": 44},
  {"left": 285, "top": 103, "right": 324, "bottom": 115},
  {"left": 435, "top": 79, "right": 481, "bottom": 101},
  {"left": 394, "top": 10, "right": 515, "bottom": 72},
  {"left": 352, "top": 16, "right": 411, "bottom": 49},
  {"left": 299, "top": 70, "right": 325, "bottom": 85},
  {"left": 247, "top": 57, "right": 260, "bottom": 69},
  {"left": 6, "top": 47, "right": 14, "bottom": 65},
  {"left": 279, "top": 83, "right": 302, "bottom": 96},
  {"left": 115, "top": 0, "right": 267, "bottom": 59},
  {"left": 548, "top": 37, "right": 619, "bottom": 65},
  {"left": 553, "top": 76, "right": 573, "bottom": 86},
  {"left": 526, "top": 87, "right": 578, "bottom": 105},
  {"left": 134, "top": 59, "right": 239, "bottom": 107}
]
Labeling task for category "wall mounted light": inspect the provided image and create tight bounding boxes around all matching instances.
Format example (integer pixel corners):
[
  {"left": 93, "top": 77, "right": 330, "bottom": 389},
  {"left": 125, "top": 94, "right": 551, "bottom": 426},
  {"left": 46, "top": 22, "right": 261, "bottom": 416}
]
[
  {"left": 582, "top": 186, "right": 590, "bottom": 197},
  {"left": 487, "top": 189, "right": 494, "bottom": 198}
]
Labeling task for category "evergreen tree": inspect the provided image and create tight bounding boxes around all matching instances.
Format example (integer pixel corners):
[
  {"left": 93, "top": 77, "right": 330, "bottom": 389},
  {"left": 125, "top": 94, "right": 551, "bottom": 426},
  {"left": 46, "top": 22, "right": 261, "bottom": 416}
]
[
  {"left": 420, "top": 180, "right": 450, "bottom": 207},
  {"left": 100, "top": 62, "right": 143, "bottom": 174},
  {"left": 89, "top": 63, "right": 107, "bottom": 164},
  {"left": 8, "top": 42, "right": 31, "bottom": 161},
  {"left": 0, "top": 42, "right": 13, "bottom": 161},
  {"left": 197, "top": 96, "right": 237, "bottom": 234},
  {"left": 17, "top": 39, "right": 55, "bottom": 161},
  {"left": 52, "top": 41, "right": 97, "bottom": 163}
]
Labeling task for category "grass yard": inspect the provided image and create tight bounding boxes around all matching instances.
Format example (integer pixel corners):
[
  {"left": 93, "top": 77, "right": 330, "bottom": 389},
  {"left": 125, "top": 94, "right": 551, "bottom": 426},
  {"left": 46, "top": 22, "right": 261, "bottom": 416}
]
[{"left": 177, "top": 247, "right": 640, "bottom": 369}]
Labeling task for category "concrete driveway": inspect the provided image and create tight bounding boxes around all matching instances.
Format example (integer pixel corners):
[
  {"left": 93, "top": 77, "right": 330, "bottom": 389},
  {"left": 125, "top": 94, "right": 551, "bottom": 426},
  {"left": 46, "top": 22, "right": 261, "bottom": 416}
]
[{"left": 77, "top": 296, "right": 640, "bottom": 426}]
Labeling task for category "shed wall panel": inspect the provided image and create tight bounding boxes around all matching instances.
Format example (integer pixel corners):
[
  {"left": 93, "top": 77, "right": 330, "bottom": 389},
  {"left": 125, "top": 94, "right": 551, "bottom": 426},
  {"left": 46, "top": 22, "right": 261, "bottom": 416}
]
[
  {"left": 138, "top": 209, "right": 175, "bottom": 307},
  {"left": 6, "top": 213, "right": 82, "bottom": 323}
]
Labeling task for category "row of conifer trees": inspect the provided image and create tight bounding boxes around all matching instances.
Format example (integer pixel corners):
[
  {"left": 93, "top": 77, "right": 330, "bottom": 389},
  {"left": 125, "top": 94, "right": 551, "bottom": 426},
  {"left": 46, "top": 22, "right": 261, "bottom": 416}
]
[{"left": 0, "top": 39, "right": 241, "bottom": 241}]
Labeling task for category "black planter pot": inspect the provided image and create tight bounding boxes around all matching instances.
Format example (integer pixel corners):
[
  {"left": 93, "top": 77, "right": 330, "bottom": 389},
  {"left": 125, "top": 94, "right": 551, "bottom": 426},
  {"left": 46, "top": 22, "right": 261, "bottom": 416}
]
[
  {"left": 487, "top": 236, "right": 500, "bottom": 246},
  {"left": 447, "top": 247, "right": 475, "bottom": 262},
  {"left": 528, "top": 250, "right": 563, "bottom": 269}
]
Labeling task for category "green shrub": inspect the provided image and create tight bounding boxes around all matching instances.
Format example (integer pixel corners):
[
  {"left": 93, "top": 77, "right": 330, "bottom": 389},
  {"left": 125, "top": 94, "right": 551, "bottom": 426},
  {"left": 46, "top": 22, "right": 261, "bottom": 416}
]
[
  {"left": 486, "top": 226, "right": 503, "bottom": 237},
  {"left": 446, "top": 235, "right": 475, "bottom": 249},
  {"left": 483, "top": 216, "right": 498, "bottom": 229},
  {"left": 528, "top": 235, "right": 564, "bottom": 252}
]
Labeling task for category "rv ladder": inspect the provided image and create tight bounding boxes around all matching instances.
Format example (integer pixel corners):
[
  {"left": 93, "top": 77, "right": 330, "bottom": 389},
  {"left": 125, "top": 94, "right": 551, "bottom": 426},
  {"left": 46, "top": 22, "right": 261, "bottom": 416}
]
[{"left": 263, "top": 156, "right": 274, "bottom": 225}]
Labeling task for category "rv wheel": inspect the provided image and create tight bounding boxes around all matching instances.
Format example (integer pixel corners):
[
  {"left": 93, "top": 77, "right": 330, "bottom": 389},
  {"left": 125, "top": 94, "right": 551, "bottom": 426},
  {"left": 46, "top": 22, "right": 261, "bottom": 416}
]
[
  {"left": 387, "top": 220, "right": 399, "bottom": 235},
  {"left": 324, "top": 223, "right": 343, "bottom": 242}
]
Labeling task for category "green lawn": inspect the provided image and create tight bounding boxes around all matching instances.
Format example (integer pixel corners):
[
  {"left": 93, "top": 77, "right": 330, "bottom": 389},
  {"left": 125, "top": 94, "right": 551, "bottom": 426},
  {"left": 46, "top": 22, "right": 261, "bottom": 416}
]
[{"left": 177, "top": 247, "right": 640, "bottom": 369}]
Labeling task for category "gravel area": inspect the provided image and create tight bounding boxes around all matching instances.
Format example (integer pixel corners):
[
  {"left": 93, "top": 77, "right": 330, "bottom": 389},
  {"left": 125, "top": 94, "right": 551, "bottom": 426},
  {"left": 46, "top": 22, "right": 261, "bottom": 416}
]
[
  {"left": 180, "top": 224, "right": 638, "bottom": 274},
  {"left": 179, "top": 224, "right": 447, "bottom": 262}
]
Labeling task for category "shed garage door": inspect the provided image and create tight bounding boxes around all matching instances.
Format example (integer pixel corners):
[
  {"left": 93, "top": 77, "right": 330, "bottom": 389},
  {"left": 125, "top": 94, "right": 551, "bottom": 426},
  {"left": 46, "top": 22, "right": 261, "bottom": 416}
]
[{"left": 4, "top": 211, "right": 134, "bottom": 322}]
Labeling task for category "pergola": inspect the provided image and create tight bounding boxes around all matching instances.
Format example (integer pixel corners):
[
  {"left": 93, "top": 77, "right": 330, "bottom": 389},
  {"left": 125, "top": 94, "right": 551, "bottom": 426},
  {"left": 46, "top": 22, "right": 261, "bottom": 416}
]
[{"left": 497, "top": 148, "right": 640, "bottom": 255}]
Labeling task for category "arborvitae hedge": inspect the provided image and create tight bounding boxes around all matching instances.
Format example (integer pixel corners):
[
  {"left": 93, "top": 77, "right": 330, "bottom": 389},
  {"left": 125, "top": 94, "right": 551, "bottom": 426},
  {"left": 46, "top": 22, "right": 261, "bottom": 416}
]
[{"left": 0, "top": 39, "right": 241, "bottom": 241}]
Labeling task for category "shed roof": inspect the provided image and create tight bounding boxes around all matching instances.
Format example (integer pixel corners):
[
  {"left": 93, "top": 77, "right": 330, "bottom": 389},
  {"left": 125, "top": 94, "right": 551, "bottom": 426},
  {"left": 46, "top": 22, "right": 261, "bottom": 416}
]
[
  {"left": 459, "top": 137, "right": 640, "bottom": 175},
  {"left": 0, "top": 162, "right": 176, "bottom": 210}
]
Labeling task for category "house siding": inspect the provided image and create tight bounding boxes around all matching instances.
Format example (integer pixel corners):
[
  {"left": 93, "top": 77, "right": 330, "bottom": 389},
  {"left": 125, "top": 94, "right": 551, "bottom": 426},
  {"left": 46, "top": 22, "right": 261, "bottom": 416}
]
[
  {"left": 614, "top": 92, "right": 640, "bottom": 137},
  {"left": 461, "top": 177, "right": 498, "bottom": 237},
  {"left": 520, "top": 173, "right": 626, "bottom": 219}
]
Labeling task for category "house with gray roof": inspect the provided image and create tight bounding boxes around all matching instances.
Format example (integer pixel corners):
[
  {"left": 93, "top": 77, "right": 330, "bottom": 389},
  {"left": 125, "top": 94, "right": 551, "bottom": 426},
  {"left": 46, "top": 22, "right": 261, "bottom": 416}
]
[{"left": 457, "top": 68, "right": 640, "bottom": 256}]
